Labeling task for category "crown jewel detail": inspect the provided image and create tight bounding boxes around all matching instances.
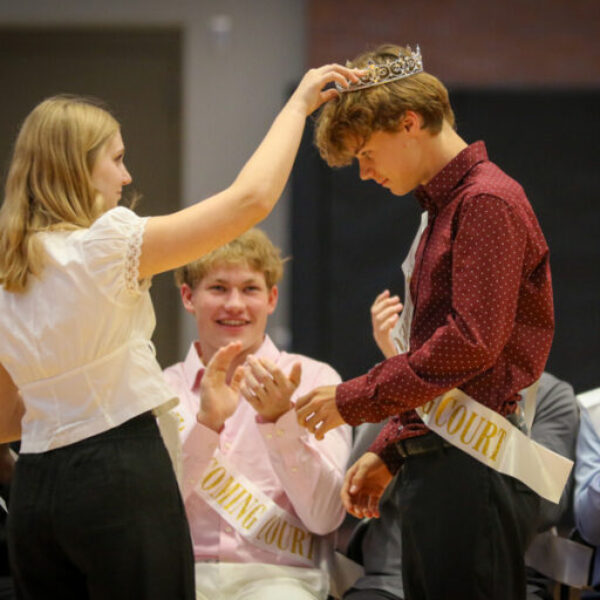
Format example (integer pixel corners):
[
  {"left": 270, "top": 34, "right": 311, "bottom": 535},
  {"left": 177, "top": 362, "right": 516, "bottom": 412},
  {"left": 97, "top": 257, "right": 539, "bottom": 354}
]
[{"left": 337, "top": 45, "right": 423, "bottom": 93}]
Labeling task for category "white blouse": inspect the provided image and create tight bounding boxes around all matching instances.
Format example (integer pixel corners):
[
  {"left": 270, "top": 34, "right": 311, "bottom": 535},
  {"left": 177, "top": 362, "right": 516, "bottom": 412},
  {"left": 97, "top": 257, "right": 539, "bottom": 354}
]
[{"left": 0, "top": 207, "right": 177, "bottom": 453}]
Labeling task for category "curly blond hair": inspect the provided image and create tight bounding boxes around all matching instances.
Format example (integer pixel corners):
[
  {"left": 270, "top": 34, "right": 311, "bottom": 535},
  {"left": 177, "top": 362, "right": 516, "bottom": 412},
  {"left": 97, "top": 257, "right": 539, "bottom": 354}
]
[
  {"left": 174, "top": 228, "right": 285, "bottom": 290},
  {"left": 314, "top": 44, "right": 455, "bottom": 167}
]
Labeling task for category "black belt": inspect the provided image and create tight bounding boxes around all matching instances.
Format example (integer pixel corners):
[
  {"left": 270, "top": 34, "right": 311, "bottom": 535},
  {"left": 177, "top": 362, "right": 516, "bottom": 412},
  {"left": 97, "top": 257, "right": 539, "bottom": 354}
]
[{"left": 395, "top": 433, "right": 452, "bottom": 458}]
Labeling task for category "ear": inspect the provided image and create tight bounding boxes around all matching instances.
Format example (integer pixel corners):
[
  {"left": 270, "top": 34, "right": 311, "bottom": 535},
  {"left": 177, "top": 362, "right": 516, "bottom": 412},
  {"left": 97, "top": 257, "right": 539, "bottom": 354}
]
[
  {"left": 180, "top": 283, "right": 196, "bottom": 314},
  {"left": 401, "top": 110, "right": 423, "bottom": 135},
  {"left": 266, "top": 285, "right": 279, "bottom": 315}
]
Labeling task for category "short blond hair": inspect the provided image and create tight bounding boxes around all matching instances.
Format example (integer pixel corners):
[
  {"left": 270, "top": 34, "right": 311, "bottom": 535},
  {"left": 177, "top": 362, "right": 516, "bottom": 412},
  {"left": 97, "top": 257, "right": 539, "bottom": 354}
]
[
  {"left": 314, "top": 44, "right": 455, "bottom": 167},
  {"left": 174, "top": 228, "right": 285, "bottom": 290},
  {"left": 0, "top": 95, "right": 120, "bottom": 292}
]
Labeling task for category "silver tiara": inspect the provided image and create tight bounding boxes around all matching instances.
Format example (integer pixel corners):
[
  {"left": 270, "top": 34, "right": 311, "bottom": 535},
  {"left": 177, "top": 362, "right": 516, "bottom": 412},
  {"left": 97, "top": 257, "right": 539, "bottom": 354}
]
[{"left": 336, "top": 45, "right": 423, "bottom": 93}]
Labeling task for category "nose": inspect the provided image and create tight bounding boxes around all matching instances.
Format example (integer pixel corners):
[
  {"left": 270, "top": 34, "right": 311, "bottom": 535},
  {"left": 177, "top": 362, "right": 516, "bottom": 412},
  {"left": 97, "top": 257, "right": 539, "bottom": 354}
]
[
  {"left": 358, "top": 160, "right": 374, "bottom": 182},
  {"left": 224, "top": 288, "right": 244, "bottom": 311},
  {"left": 122, "top": 164, "right": 133, "bottom": 186}
]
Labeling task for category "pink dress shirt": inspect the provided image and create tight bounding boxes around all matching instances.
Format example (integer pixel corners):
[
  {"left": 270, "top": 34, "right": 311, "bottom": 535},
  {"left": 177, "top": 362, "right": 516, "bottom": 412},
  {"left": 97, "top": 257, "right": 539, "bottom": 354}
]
[{"left": 163, "top": 335, "right": 351, "bottom": 567}]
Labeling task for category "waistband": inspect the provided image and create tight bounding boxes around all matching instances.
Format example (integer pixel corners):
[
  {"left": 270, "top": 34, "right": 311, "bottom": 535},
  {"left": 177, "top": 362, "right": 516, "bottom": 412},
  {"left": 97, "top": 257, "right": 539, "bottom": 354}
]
[
  {"left": 20, "top": 411, "right": 156, "bottom": 457},
  {"left": 396, "top": 410, "right": 528, "bottom": 459},
  {"left": 395, "top": 433, "right": 452, "bottom": 458}
]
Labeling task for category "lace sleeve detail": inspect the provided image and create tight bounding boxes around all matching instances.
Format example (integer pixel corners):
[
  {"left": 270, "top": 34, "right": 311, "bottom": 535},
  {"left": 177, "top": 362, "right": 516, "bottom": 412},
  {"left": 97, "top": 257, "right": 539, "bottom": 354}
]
[{"left": 124, "top": 216, "right": 149, "bottom": 294}]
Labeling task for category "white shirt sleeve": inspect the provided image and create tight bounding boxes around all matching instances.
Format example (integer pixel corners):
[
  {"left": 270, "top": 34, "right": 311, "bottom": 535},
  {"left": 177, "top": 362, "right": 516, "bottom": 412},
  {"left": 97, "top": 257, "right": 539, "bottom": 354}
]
[{"left": 81, "top": 206, "right": 150, "bottom": 301}]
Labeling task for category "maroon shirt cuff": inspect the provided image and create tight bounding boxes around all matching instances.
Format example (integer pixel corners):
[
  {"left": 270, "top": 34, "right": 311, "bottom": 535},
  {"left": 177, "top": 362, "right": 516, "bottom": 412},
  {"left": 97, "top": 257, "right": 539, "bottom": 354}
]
[
  {"left": 369, "top": 418, "right": 407, "bottom": 474},
  {"left": 337, "top": 378, "right": 407, "bottom": 474},
  {"left": 336, "top": 369, "right": 392, "bottom": 426},
  {"left": 336, "top": 374, "right": 370, "bottom": 426},
  {"left": 375, "top": 444, "right": 403, "bottom": 475}
]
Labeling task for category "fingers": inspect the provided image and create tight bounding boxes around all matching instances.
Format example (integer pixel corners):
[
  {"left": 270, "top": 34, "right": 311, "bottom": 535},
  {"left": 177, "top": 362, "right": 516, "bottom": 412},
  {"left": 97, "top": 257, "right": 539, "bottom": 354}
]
[
  {"left": 366, "top": 493, "right": 381, "bottom": 518},
  {"left": 315, "top": 63, "right": 363, "bottom": 86},
  {"left": 341, "top": 464, "right": 372, "bottom": 518},
  {"left": 242, "top": 357, "right": 285, "bottom": 403},
  {"left": 341, "top": 463, "right": 359, "bottom": 510},
  {"left": 374, "top": 307, "right": 401, "bottom": 332},
  {"left": 255, "top": 358, "right": 290, "bottom": 390},
  {"left": 238, "top": 357, "right": 301, "bottom": 423},
  {"left": 341, "top": 461, "right": 382, "bottom": 519},
  {"left": 299, "top": 407, "right": 336, "bottom": 440},
  {"left": 312, "top": 65, "right": 363, "bottom": 109},
  {"left": 294, "top": 389, "right": 315, "bottom": 414},
  {"left": 298, "top": 64, "right": 366, "bottom": 114},
  {"left": 372, "top": 295, "right": 402, "bottom": 320},
  {"left": 246, "top": 357, "right": 274, "bottom": 391},
  {"left": 318, "top": 88, "right": 339, "bottom": 106},
  {"left": 296, "top": 395, "right": 322, "bottom": 434},
  {"left": 372, "top": 289, "right": 391, "bottom": 307},
  {"left": 229, "top": 365, "right": 245, "bottom": 395},
  {"left": 288, "top": 362, "right": 302, "bottom": 389},
  {"left": 239, "top": 365, "right": 268, "bottom": 405},
  {"left": 295, "top": 392, "right": 321, "bottom": 430},
  {"left": 295, "top": 385, "right": 341, "bottom": 439},
  {"left": 205, "top": 341, "right": 243, "bottom": 378},
  {"left": 313, "top": 418, "right": 334, "bottom": 441}
]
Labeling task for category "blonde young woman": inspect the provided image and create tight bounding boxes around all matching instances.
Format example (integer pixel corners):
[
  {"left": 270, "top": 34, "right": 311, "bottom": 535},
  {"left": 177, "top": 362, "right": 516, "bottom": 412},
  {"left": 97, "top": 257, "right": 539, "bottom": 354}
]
[{"left": 0, "top": 64, "right": 360, "bottom": 599}]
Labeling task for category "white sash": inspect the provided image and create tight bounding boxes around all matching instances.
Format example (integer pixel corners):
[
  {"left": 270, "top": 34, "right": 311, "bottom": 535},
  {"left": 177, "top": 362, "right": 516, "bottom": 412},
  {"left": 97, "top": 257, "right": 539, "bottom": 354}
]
[
  {"left": 197, "top": 452, "right": 317, "bottom": 567},
  {"left": 390, "top": 213, "right": 573, "bottom": 504},
  {"left": 415, "top": 390, "right": 571, "bottom": 503},
  {"left": 391, "top": 211, "right": 428, "bottom": 354}
]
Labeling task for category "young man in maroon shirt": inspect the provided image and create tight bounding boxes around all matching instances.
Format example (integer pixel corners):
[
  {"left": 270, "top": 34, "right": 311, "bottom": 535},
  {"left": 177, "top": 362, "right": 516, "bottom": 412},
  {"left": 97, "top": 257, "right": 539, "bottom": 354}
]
[{"left": 295, "top": 44, "right": 554, "bottom": 600}]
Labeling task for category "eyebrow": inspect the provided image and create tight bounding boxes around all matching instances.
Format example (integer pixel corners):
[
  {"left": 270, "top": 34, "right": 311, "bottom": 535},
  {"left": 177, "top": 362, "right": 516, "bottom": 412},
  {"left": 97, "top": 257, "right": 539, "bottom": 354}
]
[
  {"left": 354, "top": 140, "right": 369, "bottom": 158},
  {"left": 209, "top": 277, "right": 262, "bottom": 285}
]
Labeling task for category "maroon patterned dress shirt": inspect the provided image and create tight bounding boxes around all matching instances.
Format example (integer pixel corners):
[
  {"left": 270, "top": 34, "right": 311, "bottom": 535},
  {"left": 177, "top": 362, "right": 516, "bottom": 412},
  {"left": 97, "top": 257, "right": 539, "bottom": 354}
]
[{"left": 336, "top": 141, "right": 554, "bottom": 473}]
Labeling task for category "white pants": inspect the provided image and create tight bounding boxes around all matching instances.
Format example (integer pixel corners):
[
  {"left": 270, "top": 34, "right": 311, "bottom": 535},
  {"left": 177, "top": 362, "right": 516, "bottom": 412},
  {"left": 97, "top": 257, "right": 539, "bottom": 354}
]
[{"left": 194, "top": 562, "right": 329, "bottom": 600}]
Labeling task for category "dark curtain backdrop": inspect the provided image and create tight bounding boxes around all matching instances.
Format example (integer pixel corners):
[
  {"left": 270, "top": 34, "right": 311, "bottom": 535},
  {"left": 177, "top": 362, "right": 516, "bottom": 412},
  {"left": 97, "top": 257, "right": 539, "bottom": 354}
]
[{"left": 291, "top": 89, "right": 599, "bottom": 394}]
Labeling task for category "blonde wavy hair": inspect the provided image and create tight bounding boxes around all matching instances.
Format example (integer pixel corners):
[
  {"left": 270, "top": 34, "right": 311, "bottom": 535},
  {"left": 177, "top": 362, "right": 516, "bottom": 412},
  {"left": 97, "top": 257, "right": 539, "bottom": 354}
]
[
  {"left": 0, "top": 95, "right": 120, "bottom": 292},
  {"left": 174, "top": 228, "right": 285, "bottom": 291},
  {"left": 314, "top": 44, "right": 456, "bottom": 167}
]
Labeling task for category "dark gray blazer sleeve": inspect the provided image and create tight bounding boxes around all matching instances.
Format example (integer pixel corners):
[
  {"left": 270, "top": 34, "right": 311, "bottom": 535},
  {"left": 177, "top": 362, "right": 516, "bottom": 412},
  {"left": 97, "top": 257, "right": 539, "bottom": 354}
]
[{"left": 525, "top": 372, "right": 580, "bottom": 531}]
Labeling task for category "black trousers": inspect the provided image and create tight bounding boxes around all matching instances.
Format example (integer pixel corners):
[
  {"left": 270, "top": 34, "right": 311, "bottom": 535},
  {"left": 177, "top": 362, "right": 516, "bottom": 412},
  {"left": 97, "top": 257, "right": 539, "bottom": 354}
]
[
  {"left": 399, "top": 444, "right": 540, "bottom": 600},
  {"left": 7, "top": 412, "right": 195, "bottom": 600}
]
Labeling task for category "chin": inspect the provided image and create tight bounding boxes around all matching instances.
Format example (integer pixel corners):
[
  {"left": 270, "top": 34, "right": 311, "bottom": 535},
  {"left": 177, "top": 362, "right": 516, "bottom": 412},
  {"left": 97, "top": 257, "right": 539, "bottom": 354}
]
[{"left": 390, "top": 185, "right": 413, "bottom": 197}]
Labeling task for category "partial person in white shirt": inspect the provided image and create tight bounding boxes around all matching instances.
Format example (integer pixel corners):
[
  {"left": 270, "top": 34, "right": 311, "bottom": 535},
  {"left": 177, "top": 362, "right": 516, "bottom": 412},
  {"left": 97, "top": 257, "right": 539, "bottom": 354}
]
[
  {"left": 574, "top": 387, "right": 600, "bottom": 593},
  {"left": 0, "top": 64, "right": 361, "bottom": 600},
  {"left": 162, "top": 229, "right": 352, "bottom": 600}
]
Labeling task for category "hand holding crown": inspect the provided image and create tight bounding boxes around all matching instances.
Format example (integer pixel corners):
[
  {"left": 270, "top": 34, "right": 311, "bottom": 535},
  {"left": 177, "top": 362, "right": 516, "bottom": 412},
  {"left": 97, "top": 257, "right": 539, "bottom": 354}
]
[{"left": 288, "top": 64, "right": 365, "bottom": 116}]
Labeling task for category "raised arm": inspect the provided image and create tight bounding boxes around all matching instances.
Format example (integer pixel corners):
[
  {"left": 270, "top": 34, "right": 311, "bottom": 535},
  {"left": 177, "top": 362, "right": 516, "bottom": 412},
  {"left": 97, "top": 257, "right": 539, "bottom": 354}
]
[
  {"left": 139, "top": 65, "right": 361, "bottom": 279},
  {"left": 0, "top": 362, "right": 24, "bottom": 443}
]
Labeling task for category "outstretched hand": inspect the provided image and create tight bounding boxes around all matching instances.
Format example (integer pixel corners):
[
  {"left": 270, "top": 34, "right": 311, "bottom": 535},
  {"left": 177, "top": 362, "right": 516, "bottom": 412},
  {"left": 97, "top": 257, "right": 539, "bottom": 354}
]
[
  {"left": 371, "top": 289, "right": 403, "bottom": 359},
  {"left": 240, "top": 356, "right": 302, "bottom": 422},
  {"left": 341, "top": 452, "right": 393, "bottom": 519},
  {"left": 289, "top": 64, "right": 365, "bottom": 116},
  {"left": 198, "top": 342, "right": 244, "bottom": 431},
  {"left": 295, "top": 385, "right": 346, "bottom": 440}
]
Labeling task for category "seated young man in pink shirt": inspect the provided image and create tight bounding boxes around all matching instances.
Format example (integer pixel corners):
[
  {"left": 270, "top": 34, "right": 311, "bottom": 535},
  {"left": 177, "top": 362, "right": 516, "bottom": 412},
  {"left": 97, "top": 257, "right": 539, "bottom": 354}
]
[{"left": 163, "top": 228, "right": 351, "bottom": 600}]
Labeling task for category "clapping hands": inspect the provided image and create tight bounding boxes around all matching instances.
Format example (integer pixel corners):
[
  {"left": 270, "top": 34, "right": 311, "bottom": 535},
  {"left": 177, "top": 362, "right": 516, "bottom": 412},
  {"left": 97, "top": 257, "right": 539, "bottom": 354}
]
[{"left": 240, "top": 357, "right": 302, "bottom": 423}]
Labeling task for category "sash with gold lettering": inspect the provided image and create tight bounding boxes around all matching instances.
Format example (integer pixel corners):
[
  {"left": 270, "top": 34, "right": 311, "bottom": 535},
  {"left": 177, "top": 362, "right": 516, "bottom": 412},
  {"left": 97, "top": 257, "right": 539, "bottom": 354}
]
[
  {"left": 197, "top": 452, "right": 317, "bottom": 566},
  {"left": 390, "top": 212, "right": 573, "bottom": 504}
]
